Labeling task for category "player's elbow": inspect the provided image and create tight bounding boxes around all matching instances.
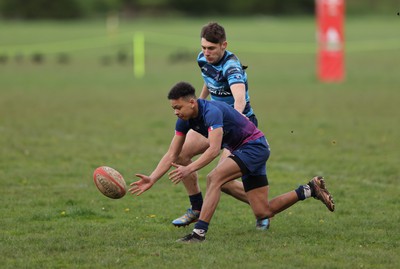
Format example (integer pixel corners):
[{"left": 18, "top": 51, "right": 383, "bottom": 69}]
[{"left": 165, "top": 151, "right": 180, "bottom": 164}]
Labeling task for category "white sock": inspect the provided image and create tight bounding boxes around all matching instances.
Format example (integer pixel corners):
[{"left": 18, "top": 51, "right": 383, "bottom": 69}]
[
  {"left": 303, "top": 184, "right": 312, "bottom": 199},
  {"left": 193, "top": 229, "right": 206, "bottom": 237}
]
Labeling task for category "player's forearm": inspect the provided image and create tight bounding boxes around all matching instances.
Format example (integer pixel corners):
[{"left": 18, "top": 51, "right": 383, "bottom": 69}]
[
  {"left": 186, "top": 146, "right": 220, "bottom": 174},
  {"left": 230, "top": 83, "right": 247, "bottom": 114},
  {"left": 234, "top": 99, "right": 246, "bottom": 114},
  {"left": 149, "top": 153, "right": 177, "bottom": 183}
]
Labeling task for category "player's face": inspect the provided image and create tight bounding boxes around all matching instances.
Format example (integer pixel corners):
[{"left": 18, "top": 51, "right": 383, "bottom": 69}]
[
  {"left": 170, "top": 97, "right": 196, "bottom": 120},
  {"left": 201, "top": 38, "right": 227, "bottom": 64}
]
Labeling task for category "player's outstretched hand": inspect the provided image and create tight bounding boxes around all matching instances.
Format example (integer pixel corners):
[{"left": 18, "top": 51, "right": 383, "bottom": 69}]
[
  {"left": 168, "top": 162, "right": 192, "bottom": 185},
  {"left": 129, "top": 174, "right": 153, "bottom": 196}
]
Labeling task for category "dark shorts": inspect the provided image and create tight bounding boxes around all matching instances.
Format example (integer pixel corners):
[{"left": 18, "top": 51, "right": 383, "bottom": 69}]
[
  {"left": 229, "top": 136, "right": 270, "bottom": 192},
  {"left": 248, "top": 114, "right": 258, "bottom": 127}
]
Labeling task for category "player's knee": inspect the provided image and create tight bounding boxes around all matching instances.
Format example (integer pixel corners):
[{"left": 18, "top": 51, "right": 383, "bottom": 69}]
[
  {"left": 205, "top": 174, "right": 214, "bottom": 187},
  {"left": 254, "top": 208, "right": 275, "bottom": 220},
  {"left": 206, "top": 173, "right": 223, "bottom": 189},
  {"left": 221, "top": 184, "right": 231, "bottom": 194},
  {"left": 221, "top": 181, "right": 236, "bottom": 195},
  {"left": 175, "top": 153, "right": 192, "bottom": 166}
]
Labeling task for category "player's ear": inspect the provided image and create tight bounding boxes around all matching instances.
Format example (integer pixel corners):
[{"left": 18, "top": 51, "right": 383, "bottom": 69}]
[
  {"left": 221, "top": 41, "right": 228, "bottom": 49},
  {"left": 189, "top": 98, "right": 196, "bottom": 108}
]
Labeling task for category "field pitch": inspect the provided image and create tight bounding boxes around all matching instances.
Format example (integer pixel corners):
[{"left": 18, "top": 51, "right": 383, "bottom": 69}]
[{"left": 0, "top": 16, "right": 399, "bottom": 269}]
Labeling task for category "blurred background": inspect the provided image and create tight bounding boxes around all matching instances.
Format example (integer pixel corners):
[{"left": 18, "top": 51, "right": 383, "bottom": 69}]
[
  {"left": 1, "top": 1, "right": 399, "bottom": 268},
  {"left": 0, "top": 0, "right": 398, "bottom": 19}
]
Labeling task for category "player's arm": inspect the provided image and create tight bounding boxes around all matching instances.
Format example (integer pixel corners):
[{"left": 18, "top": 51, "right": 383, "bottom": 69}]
[
  {"left": 230, "top": 83, "right": 247, "bottom": 115},
  {"left": 130, "top": 134, "right": 185, "bottom": 195},
  {"left": 199, "top": 83, "right": 210, "bottom": 99},
  {"left": 148, "top": 134, "right": 185, "bottom": 182},
  {"left": 186, "top": 127, "right": 222, "bottom": 172},
  {"left": 169, "top": 127, "right": 222, "bottom": 182}
]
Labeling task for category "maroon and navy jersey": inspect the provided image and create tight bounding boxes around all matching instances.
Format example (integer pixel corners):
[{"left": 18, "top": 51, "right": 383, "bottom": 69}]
[{"left": 175, "top": 99, "right": 264, "bottom": 152}]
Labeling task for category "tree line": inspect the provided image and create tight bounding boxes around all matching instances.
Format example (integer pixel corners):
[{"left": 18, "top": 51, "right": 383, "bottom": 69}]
[{"left": 0, "top": 0, "right": 396, "bottom": 19}]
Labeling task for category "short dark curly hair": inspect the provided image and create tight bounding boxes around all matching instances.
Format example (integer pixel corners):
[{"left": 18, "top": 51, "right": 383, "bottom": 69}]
[
  {"left": 167, "top": 81, "right": 196, "bottom": 100},
  {"left": 200, "top": 22, "right": 226, "bottom": 44}
]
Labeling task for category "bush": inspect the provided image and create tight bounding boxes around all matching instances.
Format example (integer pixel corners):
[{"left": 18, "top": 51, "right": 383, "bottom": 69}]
[
  {"left": 0, "top": 0, "right": 398, "bottom": 20},
  {"left": 0, "top": 0, "right": 82, "bottom": 19}
]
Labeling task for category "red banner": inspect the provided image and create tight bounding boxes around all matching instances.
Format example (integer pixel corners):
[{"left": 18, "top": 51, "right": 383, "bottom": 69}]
[{"left": 316, "top": 0, "right": 345, "bottom": 82}]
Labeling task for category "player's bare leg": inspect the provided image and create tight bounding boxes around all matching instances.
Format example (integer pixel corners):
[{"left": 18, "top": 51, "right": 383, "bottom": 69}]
[
  {"left": 243, "top": 188, "right": 299, "bottom": 220},
  {"left": 199, "top": 157, "right": 243, "bottom": 223},
  {"left": 177, "top": 160, "right": 335, "bottom": 242},
  {"left": 177, "top": 157, "right": 243, "bottom": 242},
  {"left": 219, "top": 149, "right": 249, "bottom": 204},
  {"left": 172, "top": 130, "right": 209, "bottom": 227},
  {"left": 177, "top": 130, "right": 209, "bottom": 193},
  {"left": 249, "top": 177, "right": 335, "bottom": 230},
  {"left": 173, "top": 132, "right": 250, "bottom": 227}
]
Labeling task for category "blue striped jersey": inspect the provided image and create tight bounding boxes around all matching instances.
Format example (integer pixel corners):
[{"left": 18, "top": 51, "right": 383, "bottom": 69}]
[{"left": 197, "top": 50, "right": 254, "bottom": 117}]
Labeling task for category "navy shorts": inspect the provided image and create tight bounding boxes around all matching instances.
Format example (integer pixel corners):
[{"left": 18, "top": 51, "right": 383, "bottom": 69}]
[
  {"left": 248, "top": 114, "right": 258, "bottom": 127},
  {"left": 229, "top": 136, "right": 270, "bottom": 192}
]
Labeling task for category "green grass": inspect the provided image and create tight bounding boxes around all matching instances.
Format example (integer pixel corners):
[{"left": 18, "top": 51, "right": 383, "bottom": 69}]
[{"left": 1, "top": 16, "right": 399, "bottom": 269}]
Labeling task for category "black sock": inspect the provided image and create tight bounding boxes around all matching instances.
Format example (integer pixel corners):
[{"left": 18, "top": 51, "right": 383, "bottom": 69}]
[
  {"left": 189, "top": 192, "right": 203, "bottom": 211},
  {"left": 307, "top": 183, "right": 316, "bottom": 197},
  {"left": 194, "top": 220, "right": 209, "bottom": 236}
]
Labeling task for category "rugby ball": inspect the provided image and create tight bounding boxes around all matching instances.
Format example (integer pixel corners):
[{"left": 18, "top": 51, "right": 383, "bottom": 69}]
[{"left": 93, "top": 166, "right": 126, "bottom": 199}]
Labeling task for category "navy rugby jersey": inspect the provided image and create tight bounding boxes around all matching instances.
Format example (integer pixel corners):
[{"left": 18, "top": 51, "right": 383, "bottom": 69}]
[
  {"left": 197, "top": 50, "right": 254, "bottom": 117},
  {"left": 175, "top": 99, "right": 263, "bottom": 152}
]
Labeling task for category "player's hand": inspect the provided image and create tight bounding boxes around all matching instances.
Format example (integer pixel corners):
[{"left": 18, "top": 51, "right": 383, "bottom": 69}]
[
  {"left": 168, "top": 163, "right": 191, "bottom": 184},
  {"left": 129, "top": 174, "right": 153, "bottom": 196}
]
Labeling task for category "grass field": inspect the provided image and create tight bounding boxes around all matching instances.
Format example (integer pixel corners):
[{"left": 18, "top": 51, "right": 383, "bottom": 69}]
[{"left": 1, "top": 16, "right": 399, "bottom": 268}]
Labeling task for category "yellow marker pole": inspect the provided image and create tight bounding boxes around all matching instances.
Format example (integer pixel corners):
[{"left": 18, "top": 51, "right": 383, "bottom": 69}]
[{"left": 133, "top": 32, "right": 145, "bottom": 79}]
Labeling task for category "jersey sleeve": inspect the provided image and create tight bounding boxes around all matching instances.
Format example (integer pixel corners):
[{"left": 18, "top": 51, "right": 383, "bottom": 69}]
[
  {"left": 204, "top": 105, "right": 224, "bottom": 132},
  {"left": 223, "top": 56, "right": 246, "bottom": 86},
  {"left": 175, "top": 119, "right": 190, "bottom": 136}
]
